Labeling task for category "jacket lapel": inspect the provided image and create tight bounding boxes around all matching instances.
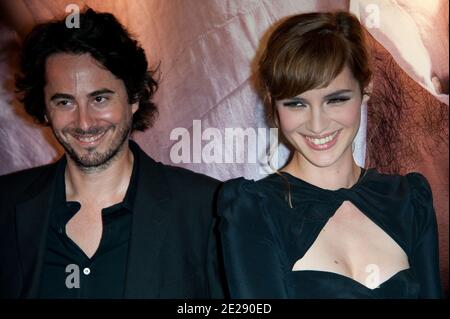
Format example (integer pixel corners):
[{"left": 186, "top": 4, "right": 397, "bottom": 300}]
[
  {"left": 14, "top": 143, "right": 174, "bottom": 298},
  {"left": 124, "top": 143, "right": 172, "bottom": 298},
  {"left": 15, "top": 163, "right": 58, "bottom": 298}
]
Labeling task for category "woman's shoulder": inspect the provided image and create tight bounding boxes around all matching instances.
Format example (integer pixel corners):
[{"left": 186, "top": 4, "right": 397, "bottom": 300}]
[
  {"left": 219, "top": 173, "right": 289, "bottom": 200},
  {"left": 364, "top": 169, "right": 435, "bottom": 225},
  {"left": 217, "top": 178, "right": 260, "bottom": 228},
  {"left": 403, "top": 172, "right": 435, "bottom": 227},
  {"left": 403, "top": 172, "right": 433, "bottom": 195},
  {"left": 219, "top": 177, "right": 258, "bottom": 202},
  {"left": 363, "top": 169, "right": 432, "bottom": 196},
  {"left": 218, "top": 174, "right": 288, "bottom": 221}
]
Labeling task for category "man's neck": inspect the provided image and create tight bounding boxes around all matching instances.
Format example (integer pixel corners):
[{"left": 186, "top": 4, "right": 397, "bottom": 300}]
[{"left": 64, "top": 144, "right": 134, "bottom": 208}]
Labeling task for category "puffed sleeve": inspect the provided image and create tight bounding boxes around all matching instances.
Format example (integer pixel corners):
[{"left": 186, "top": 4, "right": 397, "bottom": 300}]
[
  {"left": 217, "top": 178, "right": 288, "bottom": 298},
  {"left": 407, "top": 173, "right": 443, "bottom": 298}
]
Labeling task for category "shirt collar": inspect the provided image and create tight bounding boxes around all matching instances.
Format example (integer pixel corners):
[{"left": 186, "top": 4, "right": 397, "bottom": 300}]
[{"left": 122, "top": 140, "right": 140, "bottom": 212}]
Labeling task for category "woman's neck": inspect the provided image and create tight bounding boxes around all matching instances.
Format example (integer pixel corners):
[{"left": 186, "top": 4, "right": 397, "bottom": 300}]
[{"left": 283, "top": 150, "right": 361, "bottom": 190}]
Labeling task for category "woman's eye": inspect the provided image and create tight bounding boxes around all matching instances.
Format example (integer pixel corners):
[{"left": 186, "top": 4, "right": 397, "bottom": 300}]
[
  {"left": 328, "top": 97, "right": 350, "bottom": 104},
  {"left": 283, "top": 101, "right": 306, "bottom": 108}
]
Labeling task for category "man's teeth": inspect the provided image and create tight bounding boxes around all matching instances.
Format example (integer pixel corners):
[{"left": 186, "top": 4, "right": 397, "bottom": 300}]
[
  {"left": 76, "top": 132, "right": 105, "bottom": 143},
  {"left": 306, "top": 131, "right": 338, "bottom": 145}
]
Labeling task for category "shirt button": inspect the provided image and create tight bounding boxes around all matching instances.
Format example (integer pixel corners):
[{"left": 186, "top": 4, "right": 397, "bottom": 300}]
[{"left": 83, "top": 267, "right": 91, "bottom": 275}]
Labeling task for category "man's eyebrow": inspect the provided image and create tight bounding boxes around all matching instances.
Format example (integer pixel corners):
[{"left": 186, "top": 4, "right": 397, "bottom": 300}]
[
  {"left": 88, "top": 89, "right": 115, "bottom": 97},
  {"left": 50, "top": 93, "right": 74, "bottom": 101},
  {"left": 49, "top": 89, "right": 115, "bottom": 102}
]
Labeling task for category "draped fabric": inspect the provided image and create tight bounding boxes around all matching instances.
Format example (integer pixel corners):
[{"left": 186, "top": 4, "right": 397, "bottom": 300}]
[{"left": 0, "top": 0, "right": 447, "bottom": 294}]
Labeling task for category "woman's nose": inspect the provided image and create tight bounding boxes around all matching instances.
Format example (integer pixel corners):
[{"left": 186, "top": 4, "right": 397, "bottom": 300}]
[{"left": 306, "top": 107, "right": 330, "bottom": 135}]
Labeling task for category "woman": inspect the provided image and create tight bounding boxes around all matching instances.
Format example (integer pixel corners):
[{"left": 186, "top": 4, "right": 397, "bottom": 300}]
[{"left": 218, "top": 11, "right": 442, "bottom": 298}]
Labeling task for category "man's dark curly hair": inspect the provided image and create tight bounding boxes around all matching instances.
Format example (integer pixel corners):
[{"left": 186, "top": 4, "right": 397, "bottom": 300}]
[{"left": 15, "top": 7, "right": 158, "bottom": 132}]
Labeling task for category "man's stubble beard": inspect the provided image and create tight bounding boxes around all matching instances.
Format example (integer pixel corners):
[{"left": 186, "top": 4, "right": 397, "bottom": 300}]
[{"left": 53, "top": 119, "right": 132, "bottom": 174}]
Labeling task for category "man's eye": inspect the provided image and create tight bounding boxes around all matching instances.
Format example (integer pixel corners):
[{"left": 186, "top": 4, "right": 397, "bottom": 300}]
[
  {"left": 56, "top": 100, "right": 71, "bottom": 107},
  {"left": 283, "top": 101, "right": 306, "bottom": 108},
  {"left": 94, "top": 96, "right": 107, "bottom": 103}
]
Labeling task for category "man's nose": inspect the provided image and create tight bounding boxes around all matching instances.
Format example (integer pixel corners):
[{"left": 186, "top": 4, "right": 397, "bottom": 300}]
[{"left": 76, "top": 105, "right": 96, "bottom": 131}]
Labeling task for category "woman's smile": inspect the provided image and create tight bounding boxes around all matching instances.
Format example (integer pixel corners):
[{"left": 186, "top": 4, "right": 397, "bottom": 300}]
[{"left": 301, "top": 129, "right": 342, "bottom": 151}]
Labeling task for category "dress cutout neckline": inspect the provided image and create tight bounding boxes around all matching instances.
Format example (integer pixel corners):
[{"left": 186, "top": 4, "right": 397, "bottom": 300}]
[
  {"left": 291, "top": 268, "right": 412, "bottom": 291},
  {"left": 279, "top": 167, "right": 367, "bottom": 193}
]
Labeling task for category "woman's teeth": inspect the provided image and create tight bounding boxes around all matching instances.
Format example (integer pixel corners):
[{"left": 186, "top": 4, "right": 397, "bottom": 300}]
[{"left": 305, "top": 130, "right": 339, "bottom": 145}]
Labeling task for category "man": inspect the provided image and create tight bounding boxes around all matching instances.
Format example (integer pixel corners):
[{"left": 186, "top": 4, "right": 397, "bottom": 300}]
[{"left": 0, "top": 8, "right": 226, "bottom": 298}]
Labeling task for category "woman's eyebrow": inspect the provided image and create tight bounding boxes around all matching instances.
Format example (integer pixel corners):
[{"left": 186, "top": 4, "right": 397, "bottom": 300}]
[
  {"left": 282, "top": 89, "right": 354, "bottom": 103},
  {"left": 323, "top": 89, "right": 353, "bottom": 99},
  {"left": 284, "top": 96, "right": 306, "bottom": 102}
]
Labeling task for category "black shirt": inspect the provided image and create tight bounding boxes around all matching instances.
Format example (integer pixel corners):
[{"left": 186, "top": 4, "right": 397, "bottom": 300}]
[
  {"left": 218, "top": 169, "right": 443, "bottom": 298},
  {"left": 38, "top": 149, "right": 139, "bottom": 298}
]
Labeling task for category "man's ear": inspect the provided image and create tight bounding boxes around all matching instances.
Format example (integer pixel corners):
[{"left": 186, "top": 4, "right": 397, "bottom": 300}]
[{"left": 131, "top": 102, "right": 139, "bottom": 114}]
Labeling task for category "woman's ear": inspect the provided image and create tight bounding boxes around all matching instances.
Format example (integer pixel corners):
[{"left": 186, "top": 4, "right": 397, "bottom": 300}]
[
  {"left": 362, "top": 80, "right": 373, "bottom": 104},
  {"left": 274, "top": 110, "right": 280, "bottom": 128},
  {"left": 264, "top": 92, "right": 279, "bottom": 128},
  {"left": 264, "top": 91, "right": 272, "bottom": 105}
]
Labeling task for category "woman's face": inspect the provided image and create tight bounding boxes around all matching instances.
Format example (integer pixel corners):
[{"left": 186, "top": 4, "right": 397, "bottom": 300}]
[{"left": 276, "top": 66, "right": 365, "bottom": 169}]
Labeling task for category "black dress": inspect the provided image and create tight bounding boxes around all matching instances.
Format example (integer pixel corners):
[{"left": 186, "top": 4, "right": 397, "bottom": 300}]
[{"left": 218, "top": 169, "right": 443, "bottom": 298}]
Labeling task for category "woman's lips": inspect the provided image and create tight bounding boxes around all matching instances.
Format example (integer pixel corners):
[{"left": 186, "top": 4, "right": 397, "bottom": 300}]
[{"left": 302, "top": 130, "right": 341, "bottom": 151}]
